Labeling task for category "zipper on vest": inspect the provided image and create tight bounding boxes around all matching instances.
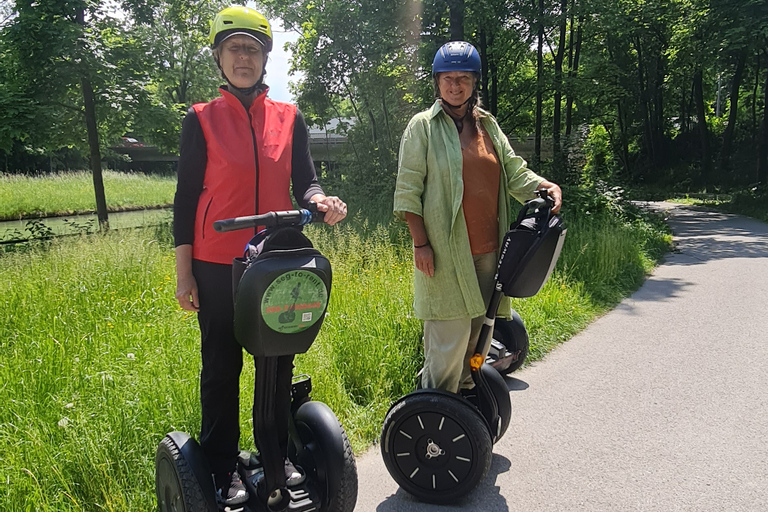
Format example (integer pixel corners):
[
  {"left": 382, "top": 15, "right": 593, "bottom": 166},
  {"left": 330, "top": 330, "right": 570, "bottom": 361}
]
[{"left": 246, "top": 107, "right": 259, "bottom": 234}]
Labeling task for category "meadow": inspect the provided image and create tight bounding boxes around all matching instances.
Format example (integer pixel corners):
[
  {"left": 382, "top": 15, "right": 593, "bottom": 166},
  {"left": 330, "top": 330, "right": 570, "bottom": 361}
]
[
  {"left": 0, "top": 171, "right": 175, "bottom": 220},
  {"left": 0, "top": 173, "right": 672, "bottom": 511}
]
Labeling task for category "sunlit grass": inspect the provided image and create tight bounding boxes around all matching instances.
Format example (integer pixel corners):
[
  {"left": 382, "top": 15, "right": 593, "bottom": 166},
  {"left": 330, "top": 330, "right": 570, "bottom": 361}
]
[
  {"left": 0, "top": 171, "right": 175, "bottom": 220},
  {"left": 667, "top": 192, "right": 768, "bottom": 224},
  {"left": 0, "top": 205, "right": 671, "bottom": 511}
]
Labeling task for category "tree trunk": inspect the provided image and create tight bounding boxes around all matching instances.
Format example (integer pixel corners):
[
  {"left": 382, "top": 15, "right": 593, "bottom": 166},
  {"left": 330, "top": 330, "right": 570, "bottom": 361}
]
[
  {"left": 552, "top": 0, "right": 568, "bottom": 169},
  {"left": 680, "top": 81, "right": 688, "bottom": 134},
  {"left": 635, "top": 37, "right": 655, "bottom": 166},
  {"left": 753, "top": 51, "right": 761, "bottom": 141},
  {"left": 719, "top": 50, "right": 747, "bottom": 173},
  {"left": 479, "top": 30, "right": 489, "bottom": 107},
  {"left": 757, "top": 61, "right": 768, "bottom": 187},
  {"left": 652, "top": 53, "right": 666, "bottom": 166},
  {"left": 447, "top": 0, "right": 464, "bottom": 41},
  {"left": 367, "top": 109, "right": 378, "bottom": 145},
  {"left": 77, "top": 8, "right": 108, "bottom": 229},
  {"left": 617, "top": 101, "right": 631, "bottom": 177},
  {"left": 534, "top": 0, "right": 544, "bottom": 165},
  {"left": 565, "top": 16, "right": 582, "bottom": 138},
  {"left": 489, "top": 39, "right": 498, "bottom": 116},
  {"left": 381, "top": 90, "right": 393, "bottom": 149},
  {"left": 693, "top": 68, "right": 711, "bottom": 186}
]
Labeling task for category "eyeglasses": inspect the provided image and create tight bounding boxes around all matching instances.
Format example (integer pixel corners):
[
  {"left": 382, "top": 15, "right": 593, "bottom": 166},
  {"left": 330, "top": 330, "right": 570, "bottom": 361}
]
[
  {"left": 223, "top": 43, "right": 263, "bottom": 56},
  {"left": 439, "top": 74, "right": 474, "bottom": 87}
]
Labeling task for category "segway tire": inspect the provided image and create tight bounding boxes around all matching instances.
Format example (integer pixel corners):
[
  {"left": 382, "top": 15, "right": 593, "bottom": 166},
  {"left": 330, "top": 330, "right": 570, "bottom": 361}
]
[
  {"left": 291, "top": 401, "right": 358, "bottom": 512},
  {"left": 381, "top": 390, "right": 492, "bottom": 504},
  {"left": 492, "top": 312, "right": 529, "bottom": 374},
  {"left": 155, "top": 433, "right": 217, "bottom": 512}
]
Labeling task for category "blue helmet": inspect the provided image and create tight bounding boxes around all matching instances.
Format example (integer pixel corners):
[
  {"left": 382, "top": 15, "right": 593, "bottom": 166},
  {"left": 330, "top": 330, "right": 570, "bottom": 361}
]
[{"left": 432, "top": 41, "right": 481, "bottom": 76}]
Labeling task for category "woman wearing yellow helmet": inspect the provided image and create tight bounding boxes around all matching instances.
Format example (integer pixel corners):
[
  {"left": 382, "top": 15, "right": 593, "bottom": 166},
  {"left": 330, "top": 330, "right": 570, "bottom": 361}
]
[
  {"left": 209, "top": 5, "right": 273, "bottom": 96},
  {"left": 173, "top": 5, "right": 347, "bottom": 507}
]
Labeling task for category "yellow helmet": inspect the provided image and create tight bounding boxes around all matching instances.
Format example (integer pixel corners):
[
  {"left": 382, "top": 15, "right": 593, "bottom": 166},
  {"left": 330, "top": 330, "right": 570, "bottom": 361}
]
[{"left": 209, "top": 5, "right": 273, "bottom": 52}]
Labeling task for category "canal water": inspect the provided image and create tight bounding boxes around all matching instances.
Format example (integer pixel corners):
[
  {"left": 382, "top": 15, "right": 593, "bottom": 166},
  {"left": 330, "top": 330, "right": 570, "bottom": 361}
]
[{"left": 0, "top": 208, "right": 171, "bottom": 242}]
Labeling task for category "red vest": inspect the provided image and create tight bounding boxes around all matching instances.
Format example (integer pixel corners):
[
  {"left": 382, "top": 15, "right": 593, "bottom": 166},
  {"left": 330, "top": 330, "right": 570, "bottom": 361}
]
[{"left": 192, "top": 89, "right": 296, "bottom": 264}]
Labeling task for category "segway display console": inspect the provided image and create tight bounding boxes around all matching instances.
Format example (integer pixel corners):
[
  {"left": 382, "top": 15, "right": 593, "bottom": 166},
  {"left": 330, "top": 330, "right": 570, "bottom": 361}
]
[
  {"left": 381, "top": 190, "right": 566, "bottom": 504},
  {"left": 156, "top": 206, "right": 357, "bottom": 512}
]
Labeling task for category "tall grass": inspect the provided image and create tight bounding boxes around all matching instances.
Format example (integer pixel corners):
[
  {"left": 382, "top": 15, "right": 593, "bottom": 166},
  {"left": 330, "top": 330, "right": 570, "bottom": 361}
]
[
  {"left": 0, "top": 171, "right": 176, "bottom": 220},
  {"left": 0, "top": 203, "right": 671, "bottom": 511}
]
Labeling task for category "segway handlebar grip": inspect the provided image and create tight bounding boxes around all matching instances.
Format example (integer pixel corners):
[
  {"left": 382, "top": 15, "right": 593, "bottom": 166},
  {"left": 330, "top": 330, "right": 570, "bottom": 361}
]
[
  {"left": 526, "top": 198, "right": 548, "bottom": 213},
  {"left": 535, "top": 188, "right": 556, "bottom": 209},
  {"left": 213, "top": 207, "right": 325, "bottom": 233}
]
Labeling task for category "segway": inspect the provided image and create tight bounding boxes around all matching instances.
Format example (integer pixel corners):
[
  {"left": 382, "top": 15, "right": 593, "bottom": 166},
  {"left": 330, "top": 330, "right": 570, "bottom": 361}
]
[
  {"left": 381, "top": 190, "right": 566, "bottom": 504},
  {"left": 486, "top": 309, "right": 529, "bottom": 375},
  {"left": 156, "top": 206, "right": 358, "bottom": 512}
]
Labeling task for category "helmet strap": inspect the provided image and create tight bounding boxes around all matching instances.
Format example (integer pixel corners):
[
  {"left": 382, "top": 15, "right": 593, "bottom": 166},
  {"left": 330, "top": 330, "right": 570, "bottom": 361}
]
[{"left": 440, "top": 97, "right": 473, "bottom": 133}]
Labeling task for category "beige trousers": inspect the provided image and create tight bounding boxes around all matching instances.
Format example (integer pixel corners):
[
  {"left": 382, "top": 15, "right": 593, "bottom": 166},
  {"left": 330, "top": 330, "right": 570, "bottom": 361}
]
[{"left": 422, "top": 251, "right": 497, "bottom": 393}]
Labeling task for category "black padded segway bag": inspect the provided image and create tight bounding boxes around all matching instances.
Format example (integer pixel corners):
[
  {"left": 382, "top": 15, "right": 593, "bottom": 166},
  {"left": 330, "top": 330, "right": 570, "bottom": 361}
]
[
  {"left": 496, "top": 199, "right": 567, "bottom": 298},
  {"left": 232, "top": 227, "right": 332, "bottom": 357}
]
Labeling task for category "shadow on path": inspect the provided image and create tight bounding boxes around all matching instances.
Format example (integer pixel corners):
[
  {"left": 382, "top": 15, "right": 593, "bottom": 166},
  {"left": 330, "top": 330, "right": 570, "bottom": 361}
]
[
  {"left": 664, "top": 205, "right": 768, "bottom": 265},
  {"left": 374, "top": 455, "right": 513, "bottom": 512}
]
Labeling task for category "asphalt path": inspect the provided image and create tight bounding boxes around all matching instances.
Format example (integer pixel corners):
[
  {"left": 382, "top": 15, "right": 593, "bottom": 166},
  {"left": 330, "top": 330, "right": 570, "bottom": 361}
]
[{"left": 353, "top": 203, "right": 768, "bottom": 511}]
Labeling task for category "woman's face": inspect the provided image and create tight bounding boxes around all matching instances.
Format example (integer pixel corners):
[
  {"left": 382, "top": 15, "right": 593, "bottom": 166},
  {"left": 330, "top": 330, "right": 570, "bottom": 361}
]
[
  {"left": 217, "top": 35, "right": 265, "bottom": 89},
  {"left": 437, "top": 71, "right": 475, "bottom": 106}
]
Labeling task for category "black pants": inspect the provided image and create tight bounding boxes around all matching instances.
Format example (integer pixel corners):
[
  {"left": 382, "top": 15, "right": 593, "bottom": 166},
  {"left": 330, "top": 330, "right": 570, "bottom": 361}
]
[{"left": 193, "top": 259, "right": 294, "bottom": 475}]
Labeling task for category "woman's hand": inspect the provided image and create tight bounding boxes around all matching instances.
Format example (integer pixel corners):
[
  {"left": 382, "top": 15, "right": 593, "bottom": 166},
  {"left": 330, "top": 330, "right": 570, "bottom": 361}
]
[
  {"left": 538, "top": 180, "right": 563, "bottom": 214},
  {"left": 414, "top": 245, "right": 435, "bottom": 277},
  {"left": 175, "top": 244, "right": 199, "bottom": 312},
  {"left": 176, "top": 273, "right": 200, "bottom": 312},
  {"left": 311, "top": 194, "right": 347, "bottom": 225}
]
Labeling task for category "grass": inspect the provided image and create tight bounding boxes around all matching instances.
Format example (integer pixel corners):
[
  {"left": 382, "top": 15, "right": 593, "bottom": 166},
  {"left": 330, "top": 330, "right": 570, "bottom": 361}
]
[
  {"left": 0, "top": 179, "right": 673, "bottom": 511},
  {"left": 0, "top": 171, "right": 176, "bottom": 220},
  {"left": 666, "top": 191, "right": 768, "bottom": 224}
]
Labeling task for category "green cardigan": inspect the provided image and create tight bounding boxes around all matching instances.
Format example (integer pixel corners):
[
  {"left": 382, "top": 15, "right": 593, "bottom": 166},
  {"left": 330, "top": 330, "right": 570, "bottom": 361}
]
[{"left": 393, "top": 100, "right": 544, "bottom": 320}]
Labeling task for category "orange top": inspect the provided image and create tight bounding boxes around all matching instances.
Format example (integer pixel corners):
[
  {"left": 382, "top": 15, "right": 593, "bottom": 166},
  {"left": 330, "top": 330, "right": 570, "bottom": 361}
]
[{"left": 462, "top": 126, "right": 501, "bottom": 255}]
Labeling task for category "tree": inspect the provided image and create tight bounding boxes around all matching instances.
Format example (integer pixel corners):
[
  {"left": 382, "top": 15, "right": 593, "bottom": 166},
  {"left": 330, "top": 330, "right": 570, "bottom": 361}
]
[
  {"left": 552, "top": 0, "right": 568, "bottom": 167},
  {"left": 3, "top": 1, "right": 114, "bottom": 225},
  {"left": 758, "top": 53, "right": 768, "bottom": 188},
  {"left": 261, "top": 0, "right": 422, "bottom": 206}
]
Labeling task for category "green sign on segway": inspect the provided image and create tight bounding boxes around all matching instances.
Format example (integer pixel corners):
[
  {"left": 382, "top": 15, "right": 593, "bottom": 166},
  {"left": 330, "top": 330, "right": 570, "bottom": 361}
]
[{"left": 261, "top": 270, "right": 328, "bottom": 333}]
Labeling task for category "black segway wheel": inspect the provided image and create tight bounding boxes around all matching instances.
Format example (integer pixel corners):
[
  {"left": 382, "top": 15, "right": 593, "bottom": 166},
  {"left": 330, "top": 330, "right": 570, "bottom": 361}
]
[
  {"left": 155, "top": 432, "right": 217, "bottom": 512},
  {"left": 489, "top": 311, "right": 529, "bottom": 374},
  {"left": 290, "top": 401, "right": 358, "bottom": 512},
  {"left": 381, "top": 390, "right": 492, "bottom": 504}
]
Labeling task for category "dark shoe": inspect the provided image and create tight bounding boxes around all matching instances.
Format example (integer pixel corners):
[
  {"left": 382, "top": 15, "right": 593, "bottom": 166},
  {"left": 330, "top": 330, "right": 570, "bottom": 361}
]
[
  {"left": 214, "top": 471, "right": 249, "bottom": 506},
  {"left": 285, "top": 459, "right": 305, "bottom": 487}
]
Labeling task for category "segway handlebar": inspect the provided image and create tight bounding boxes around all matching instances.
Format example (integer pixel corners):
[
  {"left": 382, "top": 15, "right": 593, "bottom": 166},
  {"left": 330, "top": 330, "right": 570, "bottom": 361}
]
[
  {"left": 526, "top": 189, "right": 556, "bottom": 212},
  {"left": 213, "top": 205, "right": 325, "bottom": 233}
]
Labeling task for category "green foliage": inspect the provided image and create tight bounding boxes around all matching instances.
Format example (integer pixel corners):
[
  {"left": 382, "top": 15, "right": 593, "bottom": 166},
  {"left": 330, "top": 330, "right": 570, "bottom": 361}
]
[
  {"left": 260, "top": 0, "right": 428, "bottom": 208},
  {"left": 710, "top": 186, "right": 768, "bottom": 223},
  {"left": 0, "top": 0, "right": 222, "bottom": 166},
  {"left": 582, "top": 125, "right": 618, "bottom": 184}
]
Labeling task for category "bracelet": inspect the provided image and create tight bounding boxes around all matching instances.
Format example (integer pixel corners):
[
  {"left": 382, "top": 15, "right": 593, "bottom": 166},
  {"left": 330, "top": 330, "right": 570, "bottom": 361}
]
[{"left": 414, "top": 241, "right": 430, "bottom": 249}]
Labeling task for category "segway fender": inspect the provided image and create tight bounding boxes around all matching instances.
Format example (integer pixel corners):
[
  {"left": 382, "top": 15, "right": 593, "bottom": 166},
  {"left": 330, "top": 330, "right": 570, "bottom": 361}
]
[
  {"left": 478, "top": 364, "right": 512, "bottom": 441},
  {"left": 293, "top": 401, "right": 345, "bottom": 506},
  {"left": 161, "top": 432, "right": 218, "bottom": 512}
]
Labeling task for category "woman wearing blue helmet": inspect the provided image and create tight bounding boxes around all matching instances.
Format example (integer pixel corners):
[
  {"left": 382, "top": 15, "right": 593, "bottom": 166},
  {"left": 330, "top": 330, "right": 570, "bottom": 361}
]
[{"left": 394, "top": 41, "right": 562, "bottom": 393}]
